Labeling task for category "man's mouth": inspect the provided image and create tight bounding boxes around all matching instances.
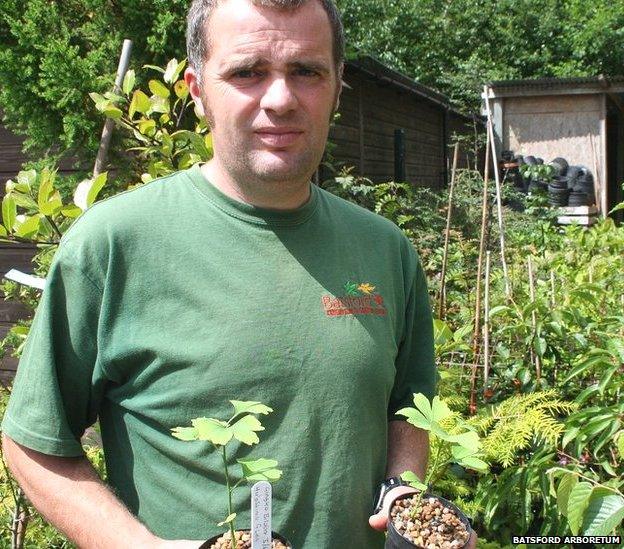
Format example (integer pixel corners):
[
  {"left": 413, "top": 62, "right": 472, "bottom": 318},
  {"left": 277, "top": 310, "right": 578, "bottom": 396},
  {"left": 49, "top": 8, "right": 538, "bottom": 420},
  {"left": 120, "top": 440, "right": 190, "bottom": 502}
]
[{"left": 254, "top": 127, "right": 304, "bottom": 148}]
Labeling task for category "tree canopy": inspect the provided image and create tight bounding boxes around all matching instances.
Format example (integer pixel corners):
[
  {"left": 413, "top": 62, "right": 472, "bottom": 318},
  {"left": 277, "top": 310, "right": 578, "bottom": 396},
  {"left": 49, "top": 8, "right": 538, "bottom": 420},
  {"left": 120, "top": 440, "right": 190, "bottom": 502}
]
[{"left": 1, "top": 0, "right": 623, "bottom": 162}]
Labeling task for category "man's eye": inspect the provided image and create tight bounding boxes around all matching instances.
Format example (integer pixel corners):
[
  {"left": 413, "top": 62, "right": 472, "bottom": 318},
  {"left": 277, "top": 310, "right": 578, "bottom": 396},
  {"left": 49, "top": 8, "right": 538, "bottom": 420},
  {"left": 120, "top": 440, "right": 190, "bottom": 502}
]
[
  {"left": 294, "top": 67, "right": 318, "bottom": 77},
  {"left": 233, "top": 69, "right": 260, "bottom": 79}
]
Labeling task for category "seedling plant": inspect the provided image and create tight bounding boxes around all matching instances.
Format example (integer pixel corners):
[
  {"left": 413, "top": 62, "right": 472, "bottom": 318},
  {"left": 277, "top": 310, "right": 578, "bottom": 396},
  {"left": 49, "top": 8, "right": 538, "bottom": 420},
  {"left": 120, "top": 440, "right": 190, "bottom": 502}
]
[{"left": 171, "top": 400, "right": 282, "bottom": 549}]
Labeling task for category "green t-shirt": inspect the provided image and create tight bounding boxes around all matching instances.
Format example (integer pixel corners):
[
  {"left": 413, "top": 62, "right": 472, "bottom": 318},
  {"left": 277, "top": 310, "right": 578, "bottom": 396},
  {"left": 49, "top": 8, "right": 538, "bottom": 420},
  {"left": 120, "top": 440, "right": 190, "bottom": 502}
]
[{"left": 2, "top": 164, "right": 436, "bottom": 548}]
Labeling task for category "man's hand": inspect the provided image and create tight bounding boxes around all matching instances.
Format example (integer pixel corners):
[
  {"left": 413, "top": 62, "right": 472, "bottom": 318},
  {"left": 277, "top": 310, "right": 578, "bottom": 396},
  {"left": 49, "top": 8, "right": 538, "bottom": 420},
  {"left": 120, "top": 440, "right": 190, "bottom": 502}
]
[
  {"left": 368, "top": 485, "right": 479, "bottom": 549},
  {"left": 368, "top": 485, "right": 417, "bottom": 531}
]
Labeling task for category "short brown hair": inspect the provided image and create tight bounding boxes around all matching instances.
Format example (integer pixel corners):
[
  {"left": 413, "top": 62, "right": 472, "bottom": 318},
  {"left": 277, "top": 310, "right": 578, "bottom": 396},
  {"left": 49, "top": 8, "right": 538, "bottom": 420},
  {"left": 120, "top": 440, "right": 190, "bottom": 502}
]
[{"left": 186, "top": 0, "right": 345, "bottom": 78}]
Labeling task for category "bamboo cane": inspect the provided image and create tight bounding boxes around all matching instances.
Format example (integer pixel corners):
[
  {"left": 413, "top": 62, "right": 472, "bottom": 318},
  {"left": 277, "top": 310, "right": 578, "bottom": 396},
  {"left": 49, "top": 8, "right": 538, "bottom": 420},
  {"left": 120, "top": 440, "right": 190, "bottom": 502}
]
[
  {"left": 527, "top": 256, "right": 541, "bottom": 380},
  {"left": 437, "top": 142, "right": 460, "bottom": 320},
  {"left": 483, "top": 251, "right": 491, "bottom": 387},
  {"left": 483, "top": 85, "right": 511, "bottom": 299},
  {"left": 472, "top": 127, "right": 491, "bottom": 348},
  {"left": 93, "top": 39, "right": 133, "bottom": 178}
]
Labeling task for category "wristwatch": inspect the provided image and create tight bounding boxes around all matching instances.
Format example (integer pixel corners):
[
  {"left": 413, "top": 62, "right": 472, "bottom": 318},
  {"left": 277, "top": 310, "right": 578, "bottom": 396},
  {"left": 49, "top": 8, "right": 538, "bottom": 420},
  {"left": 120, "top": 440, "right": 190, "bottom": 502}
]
[{"left": 372, "top": 476, "right": 407, "bottom": 514}]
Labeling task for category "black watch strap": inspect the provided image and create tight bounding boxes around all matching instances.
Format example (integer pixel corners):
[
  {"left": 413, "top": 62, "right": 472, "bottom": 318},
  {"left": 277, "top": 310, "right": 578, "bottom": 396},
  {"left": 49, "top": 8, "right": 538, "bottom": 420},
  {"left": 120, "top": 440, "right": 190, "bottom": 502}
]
[{"left": 373, "top": 476, "right": 406, "bottom": 514}]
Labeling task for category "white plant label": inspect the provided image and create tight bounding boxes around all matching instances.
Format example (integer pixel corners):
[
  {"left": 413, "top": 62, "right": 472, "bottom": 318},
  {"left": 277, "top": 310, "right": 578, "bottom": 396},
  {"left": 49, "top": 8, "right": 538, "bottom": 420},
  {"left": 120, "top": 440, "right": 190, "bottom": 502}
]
[
  {"left": 251, "top": 481, "right": 271, "bottom": 549},
  {"left": 4, "top": 269, "right": 46, "bottom": 290}
]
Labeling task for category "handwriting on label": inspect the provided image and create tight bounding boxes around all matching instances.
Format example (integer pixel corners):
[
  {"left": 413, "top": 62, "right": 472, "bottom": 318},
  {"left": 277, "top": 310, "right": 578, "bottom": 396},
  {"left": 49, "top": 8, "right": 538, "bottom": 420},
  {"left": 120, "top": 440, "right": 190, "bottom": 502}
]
[{"left": 251, "top": 481, "right": 272, "bottom": 549}]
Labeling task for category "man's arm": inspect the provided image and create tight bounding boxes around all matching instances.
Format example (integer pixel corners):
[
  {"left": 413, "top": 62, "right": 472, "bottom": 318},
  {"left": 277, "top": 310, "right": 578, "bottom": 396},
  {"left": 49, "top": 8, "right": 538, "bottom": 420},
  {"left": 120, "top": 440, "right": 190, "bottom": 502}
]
[
  {"left": 2, "top": 435, "right": 201, "bottom": 549},
  {"left": 368, "top": 420, "right": 428, "bottom": 531}
]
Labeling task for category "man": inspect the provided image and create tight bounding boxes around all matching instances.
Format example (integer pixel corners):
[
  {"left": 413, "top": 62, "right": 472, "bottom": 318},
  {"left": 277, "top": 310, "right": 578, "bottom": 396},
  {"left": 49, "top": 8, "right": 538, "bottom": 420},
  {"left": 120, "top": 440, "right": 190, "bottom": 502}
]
[{"left": 1, "top": 0, "right": 451, "bottom": 547}]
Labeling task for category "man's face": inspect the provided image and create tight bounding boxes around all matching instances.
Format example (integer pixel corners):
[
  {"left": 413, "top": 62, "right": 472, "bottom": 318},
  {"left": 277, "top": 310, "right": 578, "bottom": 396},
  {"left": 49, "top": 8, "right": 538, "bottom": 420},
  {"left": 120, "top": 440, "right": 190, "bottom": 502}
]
[{"left": 186, "top": 0, "right": 342, "bottom": 188}]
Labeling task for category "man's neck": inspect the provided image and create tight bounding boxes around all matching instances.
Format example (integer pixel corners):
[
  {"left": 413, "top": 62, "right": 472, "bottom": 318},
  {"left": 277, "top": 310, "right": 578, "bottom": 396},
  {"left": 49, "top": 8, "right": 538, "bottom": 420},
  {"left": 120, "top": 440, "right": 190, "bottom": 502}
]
[{"left": 200, "top": 160, "right": 312, "bottom": 211}]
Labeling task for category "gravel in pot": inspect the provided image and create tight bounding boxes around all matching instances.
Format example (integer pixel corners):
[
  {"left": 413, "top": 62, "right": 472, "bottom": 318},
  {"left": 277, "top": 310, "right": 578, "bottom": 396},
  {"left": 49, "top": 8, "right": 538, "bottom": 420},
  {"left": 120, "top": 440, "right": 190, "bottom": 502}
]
[
  {"left": 386, "top": 493, "right": 472, "bottom": 549},
  {"left": 200, "top": 530, "right": 291, "bottom": 549}
]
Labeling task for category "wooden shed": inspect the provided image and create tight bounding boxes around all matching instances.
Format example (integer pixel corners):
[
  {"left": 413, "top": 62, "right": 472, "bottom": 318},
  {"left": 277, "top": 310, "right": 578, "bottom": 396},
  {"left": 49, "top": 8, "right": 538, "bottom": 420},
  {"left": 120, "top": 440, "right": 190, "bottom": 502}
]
[
  {"left": 331, "top": 56, "right": 478, "bottom": 189},
  {"left": 484, "top": 76, "right": 624, "bottom": 217}
]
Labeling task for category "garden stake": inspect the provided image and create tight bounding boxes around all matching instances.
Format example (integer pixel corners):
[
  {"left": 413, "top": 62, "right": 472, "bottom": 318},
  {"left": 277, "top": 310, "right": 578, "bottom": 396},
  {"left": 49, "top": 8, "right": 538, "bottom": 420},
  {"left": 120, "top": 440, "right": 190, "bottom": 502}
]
[
  {"left": 93, "top": 39, "right": 133, "bottom": 178},
  {"left": 11, "top": 488, "right": 27, "bottom": 549},
  {"left": 438, "top": 142, "right": 460, "bottom": 320},
  {"left": 527, "top": 257, "right": 541, "bottom": 380},
  {"left": 472, "top": 127, "right": 491, "bottom": 352},
  {"left": 469, "top": 249, "right": 489, "bottom": 415},
  {"left": 483, "top": 251, "right": 491, "bottom": 388},
  {"left": 483, "top": 85, "right": 511, "bottom": 300}
]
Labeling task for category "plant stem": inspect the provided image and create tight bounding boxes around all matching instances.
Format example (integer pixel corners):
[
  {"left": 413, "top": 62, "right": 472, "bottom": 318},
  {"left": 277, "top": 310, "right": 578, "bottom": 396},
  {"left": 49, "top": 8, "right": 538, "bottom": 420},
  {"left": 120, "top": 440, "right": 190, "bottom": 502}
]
[{"left": 222, "top": 446, "right": 237, "bottom": 549}]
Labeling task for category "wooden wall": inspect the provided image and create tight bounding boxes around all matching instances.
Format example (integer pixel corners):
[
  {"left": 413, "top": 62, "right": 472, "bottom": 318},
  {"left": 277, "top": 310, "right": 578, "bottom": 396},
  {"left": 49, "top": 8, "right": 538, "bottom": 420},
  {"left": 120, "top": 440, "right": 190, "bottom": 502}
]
[{"left": 329, "top": 64, "right": 475, "bottom": 189}]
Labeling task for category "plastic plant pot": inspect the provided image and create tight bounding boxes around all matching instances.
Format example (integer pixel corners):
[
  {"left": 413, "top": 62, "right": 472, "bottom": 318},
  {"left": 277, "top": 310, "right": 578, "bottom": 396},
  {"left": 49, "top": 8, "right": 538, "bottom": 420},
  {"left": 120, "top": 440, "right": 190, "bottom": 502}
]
[
  {"left": 385, "top": 493, "right": 473, "bottom": 549},
  {"left": 199, "top": 530, "right": 291, "bottom": 549}
]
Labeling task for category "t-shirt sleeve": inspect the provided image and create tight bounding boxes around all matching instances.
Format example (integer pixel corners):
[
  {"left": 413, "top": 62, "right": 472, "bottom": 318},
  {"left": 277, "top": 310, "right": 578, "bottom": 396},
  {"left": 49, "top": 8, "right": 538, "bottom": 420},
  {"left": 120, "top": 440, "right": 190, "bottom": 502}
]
[
  {"left": 388, "top": 247, "right": 437, "bottom": 419},
  {"left": 1, "top": 243, "right": 108, "bottom": 457}
]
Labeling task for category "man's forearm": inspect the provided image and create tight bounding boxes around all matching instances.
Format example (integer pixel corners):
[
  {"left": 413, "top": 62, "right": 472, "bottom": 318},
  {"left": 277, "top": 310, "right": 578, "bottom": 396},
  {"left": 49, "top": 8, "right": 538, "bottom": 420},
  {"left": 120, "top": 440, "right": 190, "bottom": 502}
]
[
  {"left": 386, "top": 420, "right": 429, "bottom": 480},
  {"left": 2, "top": 434, "right": 157, "bottom": 549}
]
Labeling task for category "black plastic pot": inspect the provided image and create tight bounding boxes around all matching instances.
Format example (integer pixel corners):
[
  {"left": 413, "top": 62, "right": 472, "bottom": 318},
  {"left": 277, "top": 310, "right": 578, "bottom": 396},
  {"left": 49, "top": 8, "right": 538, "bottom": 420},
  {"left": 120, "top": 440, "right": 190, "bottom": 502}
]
[
  {"left": 199, "top": 530, "right": 291, "bottom": 549},
  {"left": 385, "top": 493, "right": 472, "bottom": 549},
  {"left": 549, "top": 157, "right": 568, "bottom": 176}
]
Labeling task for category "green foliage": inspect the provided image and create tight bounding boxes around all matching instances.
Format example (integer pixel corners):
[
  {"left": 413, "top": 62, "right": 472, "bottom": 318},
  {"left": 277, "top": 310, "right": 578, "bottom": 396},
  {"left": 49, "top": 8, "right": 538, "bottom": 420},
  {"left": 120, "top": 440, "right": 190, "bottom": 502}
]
[
  {"left": 336, "top": 0, "right": 624, "bottom": 111},
  {"left": 90, "top": 58, "right": 213, "bottom": 185},
  {"left": 398, "top": 394, "right": 488, "bottom": 493},
  {"left": 469, "top": 390, "right": 576, "bottom": 468},
  {"left": 0, "top": 0, "right": 189, "bottom": 160},
  {"left": 171, "top": 400, "right": 281, "bottom": 547}
]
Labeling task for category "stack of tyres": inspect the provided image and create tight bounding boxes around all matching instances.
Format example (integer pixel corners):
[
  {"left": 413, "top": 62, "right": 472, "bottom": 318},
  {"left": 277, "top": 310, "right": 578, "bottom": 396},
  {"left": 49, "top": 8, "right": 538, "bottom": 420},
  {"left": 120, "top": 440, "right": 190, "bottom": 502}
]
[
  {"left": 548, "top": 176, "right": 570, "bottom": 207},
  {"left": 567, "top": 167, "right": 595, "bottom": 206}
]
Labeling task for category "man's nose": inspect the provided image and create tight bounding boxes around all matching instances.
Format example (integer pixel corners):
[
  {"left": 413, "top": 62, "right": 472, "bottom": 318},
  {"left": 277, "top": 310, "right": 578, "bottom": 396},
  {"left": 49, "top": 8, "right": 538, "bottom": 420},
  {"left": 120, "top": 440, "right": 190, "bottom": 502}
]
[{"left": 260, "top": 76, "right": 298, "bottom": 115}]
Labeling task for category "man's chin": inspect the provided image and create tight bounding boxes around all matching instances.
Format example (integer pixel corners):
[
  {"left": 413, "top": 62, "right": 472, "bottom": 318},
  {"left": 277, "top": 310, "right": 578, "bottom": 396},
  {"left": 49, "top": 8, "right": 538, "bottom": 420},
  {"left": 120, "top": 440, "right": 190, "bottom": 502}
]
[{"left": 251, "top": 156, "right": 316, "bottom": 184}]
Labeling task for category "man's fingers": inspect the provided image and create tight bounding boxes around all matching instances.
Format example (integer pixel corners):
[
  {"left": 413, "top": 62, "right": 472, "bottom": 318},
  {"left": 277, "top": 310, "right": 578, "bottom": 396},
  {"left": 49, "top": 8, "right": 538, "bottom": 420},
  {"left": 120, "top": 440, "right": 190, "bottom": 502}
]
[{"left": 368, "top": 485, "right": 417, "bottom": 532}]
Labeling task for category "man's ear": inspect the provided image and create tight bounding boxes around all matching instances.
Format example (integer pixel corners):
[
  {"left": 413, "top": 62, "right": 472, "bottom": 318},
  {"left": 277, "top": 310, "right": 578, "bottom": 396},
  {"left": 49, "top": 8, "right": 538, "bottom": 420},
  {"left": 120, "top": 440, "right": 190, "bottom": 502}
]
[{"left": 184, "top": 66, "right": 206, "bottom": 118}]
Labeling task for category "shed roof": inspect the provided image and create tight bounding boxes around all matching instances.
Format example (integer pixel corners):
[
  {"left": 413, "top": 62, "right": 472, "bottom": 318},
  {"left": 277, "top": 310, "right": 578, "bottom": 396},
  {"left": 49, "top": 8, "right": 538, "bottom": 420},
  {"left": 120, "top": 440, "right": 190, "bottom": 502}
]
[
  {"left": 486, "top": 75, "right": 624, "bottom": 97},
  {"left": 347, "top": 56, "right": 472, "bottom": 120}
]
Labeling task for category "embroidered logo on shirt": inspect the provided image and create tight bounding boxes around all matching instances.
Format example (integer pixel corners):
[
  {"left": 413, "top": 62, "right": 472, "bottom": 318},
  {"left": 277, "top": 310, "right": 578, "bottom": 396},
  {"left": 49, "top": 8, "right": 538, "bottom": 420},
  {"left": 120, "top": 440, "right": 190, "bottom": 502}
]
[{"left": 322, "top": 281, "right": 387, "bottom": 317}]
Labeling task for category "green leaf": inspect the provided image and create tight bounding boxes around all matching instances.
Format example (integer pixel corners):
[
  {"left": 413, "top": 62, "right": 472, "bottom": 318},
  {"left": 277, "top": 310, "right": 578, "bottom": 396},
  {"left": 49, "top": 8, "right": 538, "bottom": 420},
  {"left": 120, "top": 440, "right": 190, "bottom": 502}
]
[
  {"left": 230, "top": 414, "right": 265, "bottom": 445},
  {"left": 149, "top": 79, "right": 170, "bottom": 98},
  {"left": 15, "top": 215, "right": 41, "bottom": 238},
  {"left": 433, "top": 318, "right": 453, "bottom": 346},
  {"left": 87, "top": 173, "right": 107, "bottom": 207},
  {"left": 191, "top": 417, "right": 232, "bottom": 445},
  {"left": 171, "top": 426, "right": 199, "bottom": 441},
  {"left": 217, "top": 513, "right": 237, "bottom": 527},
  {"left": 130, "top": 90, "right": 151, "bottom": 117},
  {"left": 567, "top": 481, "right": 593, "bottom": 535},
  {"left": 230, "top": 400, "right": 273, "bottom": 416},
  {"left": 237, "top": 458, "right": 282, "bottom": 482},
  {"left": 2, "top": 194, "right": 16, "bottom": 231},
  {"left": 122, "top": 69, "right": 136, "bottom": 95},
  {"left": 0, "top": 225, "right": 6, "bottom": 237},
  {"left": 400, "top": 470, "right": 427, "bottom": 491},
  {"left": 103, "top": 105, "right": 123, "bottom": 119},
  {"left": 17, "top": 169, "right": 37, "bottom": 187},
  {"left": 150, "top": 95, "right": 169, "bottom": 114},
  {"left": 164, "top": 59, "right": 180, "bottom": 84},
  {"left": 396, "top": 406, "right": 430, "bottom": 430},
  {"left": 458, "top": 456, "right": 489, "bottom": 472},
  {"left": 143, "top": 64, "right": 165, "bottom": 74},
  {"left": 174, "top": 80, "right": 189, "bottom": 99},
  {"left": 447, "top": 430, "right": 481, "bottom": 452},
  {"left": 37, "top": 173, "right": 53, "bottom": 210},
  {"left": 616, "top": 431, "right": 624, "bottom": 457},
  {"left": 557, "top": 473, "right": 578, "bottom": 516},
  {"left": 430, "top": 396, "right": 453, "bottom": 422},
  {"left": 489, "top": 305, "right": 511, "bottom": 318},
  {"left": 40, "top": 191, "right": 63, "bottom": 216},
  {"left": 138, "top": 119, "right": 156, "bottom": 136},
  {"left": 582, "top": 492, "right": 624, "bottom": 536},
  {"left": 61, "top": 205, "right": 83, "bottom": 218}
]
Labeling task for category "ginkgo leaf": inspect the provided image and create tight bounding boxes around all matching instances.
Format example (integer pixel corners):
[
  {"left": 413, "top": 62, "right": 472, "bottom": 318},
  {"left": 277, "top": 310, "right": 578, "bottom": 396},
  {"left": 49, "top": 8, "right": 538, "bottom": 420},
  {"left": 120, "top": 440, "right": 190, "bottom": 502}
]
[
  {"left": 230, "top": 415, "right": 265, "bottom": 445},
  {"left": 400, "top": 470, "right": 427, "bottom": 491},
  {"left": 171, "top": 426, "right": 199, "bottom": 441},
  {"left": 238, "top": 458, "right": 282, "bottom": 482},
  {"left": 191, "top": 417, "right": 232, "bottom": 445},
  {"left": 230, "top": 401, "right": 273, "bottom": 417}
]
